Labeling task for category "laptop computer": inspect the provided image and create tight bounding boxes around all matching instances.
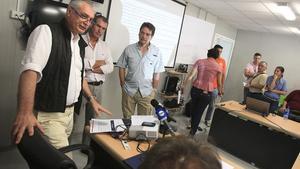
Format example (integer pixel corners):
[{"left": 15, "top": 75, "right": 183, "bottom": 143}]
[{"left": 246, "top": 96, "right": 270, "bottom": 116}]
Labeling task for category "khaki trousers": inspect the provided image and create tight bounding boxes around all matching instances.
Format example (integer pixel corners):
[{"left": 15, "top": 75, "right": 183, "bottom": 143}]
[
  {"left": 37, "top": 106, "right": 74, "bottom": 149},
  {"left": 122, "top": 89, "right": 155, "bottom": 119}
]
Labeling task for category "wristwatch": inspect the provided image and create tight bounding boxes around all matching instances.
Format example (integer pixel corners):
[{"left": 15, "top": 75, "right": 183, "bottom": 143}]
[{"left": 88, "top": 95, "right": 96, "bottom": 102}]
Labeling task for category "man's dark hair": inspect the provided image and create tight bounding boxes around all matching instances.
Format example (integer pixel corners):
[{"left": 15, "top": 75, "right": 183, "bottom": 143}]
[
  {"left": 207, "top": 48, "right": 219, "bottom": 59},
  {"left": 93, "top": 13, "right": 108, "bottom": 24},
  {"left": 214, "top": 44, "right": 223, "bottom": 49},
  {"left": 140, "top": 22, "right": 155, "bottom": 36},
  {"left": 276, "top": 66, "right": 285, "bottom": 73},
  {"left": 139, "top": 136, "right": 221, "bottom": 169},
  {"left": 254, "top": 52, "right": 262, "bottom": 57}
]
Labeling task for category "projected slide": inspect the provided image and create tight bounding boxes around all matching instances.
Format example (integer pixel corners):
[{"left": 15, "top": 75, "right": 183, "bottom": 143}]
[{"left": 105, "top": 0, "right": 185, "bottom": 67}]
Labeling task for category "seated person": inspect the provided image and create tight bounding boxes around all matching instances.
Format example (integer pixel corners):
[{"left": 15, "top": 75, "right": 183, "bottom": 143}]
[
  {"left": 248, "top": 61, "right": 268, "bottom": 95},
  {"left": 279, "top": 90, "right": 300, "bottom": 122},
  {"left": 264, "top": 66, "right": 287, "bottom": 112},
  {"left": 139, "top": 136, "right": 221, "bottom": 169}
]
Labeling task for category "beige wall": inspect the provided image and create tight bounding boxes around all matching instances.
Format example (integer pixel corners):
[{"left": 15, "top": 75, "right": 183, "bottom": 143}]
[{"left": 223, "top": 30, "right": 300, "bottom": 101}]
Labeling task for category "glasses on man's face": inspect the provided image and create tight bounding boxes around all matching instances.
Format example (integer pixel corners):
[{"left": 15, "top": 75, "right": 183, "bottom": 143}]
[{"left": 71, "top": 6, "right": 93, "bottom": 23}]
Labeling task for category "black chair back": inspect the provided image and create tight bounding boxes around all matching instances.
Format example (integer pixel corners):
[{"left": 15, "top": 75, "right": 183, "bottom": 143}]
[{"left": 17, "top": 128, "right": 77, "bottom": 169}]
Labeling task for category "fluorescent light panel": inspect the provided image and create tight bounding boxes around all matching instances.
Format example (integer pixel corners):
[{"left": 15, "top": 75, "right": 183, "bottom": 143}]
[
  {"left": 290, "top": 27, "right": 300, "bottom": 34},
  {"left": 277, "top": 2, "right": 296, "bottom": 21}
]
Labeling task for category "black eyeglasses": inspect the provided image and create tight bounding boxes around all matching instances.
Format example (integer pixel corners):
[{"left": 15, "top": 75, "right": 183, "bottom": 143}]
[{"left": 71, "top": 6, "right": 93, "bottom": 23}]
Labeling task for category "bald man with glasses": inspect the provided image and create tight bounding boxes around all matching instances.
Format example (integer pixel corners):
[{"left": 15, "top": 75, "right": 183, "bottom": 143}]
[{"left": 12, "top": 0, "right": 112, "bottom": 149}]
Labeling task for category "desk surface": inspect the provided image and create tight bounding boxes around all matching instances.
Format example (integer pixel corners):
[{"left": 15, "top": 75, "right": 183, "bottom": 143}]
[
  {"left": 87, "top": 127, "right": 245, "bottom": 169},
  {"left": 216, "top": 100, "right": 300, "bottom": 139},
  {"left": 216, "top": 100, "right": 300, "bottom": 169}
]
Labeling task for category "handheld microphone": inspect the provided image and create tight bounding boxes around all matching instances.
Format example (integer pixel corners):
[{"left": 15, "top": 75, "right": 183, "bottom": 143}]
[{"left": 151, "top": 99, "right": 175, "bottom": 136}]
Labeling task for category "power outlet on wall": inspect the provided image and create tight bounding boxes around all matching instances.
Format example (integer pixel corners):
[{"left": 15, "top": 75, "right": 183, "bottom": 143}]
[{"left": 10, "top": 10, "right": 25, "bottom": 20}]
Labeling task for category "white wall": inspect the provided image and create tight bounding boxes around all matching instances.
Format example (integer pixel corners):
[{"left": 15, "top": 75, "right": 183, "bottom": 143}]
[{"left": 223, "top": 30, "right": 300, "bottom": 101}]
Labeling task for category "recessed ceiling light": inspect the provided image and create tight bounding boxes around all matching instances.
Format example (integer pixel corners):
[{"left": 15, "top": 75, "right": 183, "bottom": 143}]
[
  {"left": 277, "top": 2, "right": 296, "bottom": 21},
  {"left": 289, "top": 27, "right": 300, "bottom": 34}
]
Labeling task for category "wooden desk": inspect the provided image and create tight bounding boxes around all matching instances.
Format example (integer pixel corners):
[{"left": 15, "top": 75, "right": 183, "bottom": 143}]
[
  {"left": 87, "top": 127, "right": 243, "bottom": 169},
  {"left": 209, "top": 100, "right": 300, "bottom": 169},
  {"left": 217, "top": 100, "right": 300, "bottom": 138}
]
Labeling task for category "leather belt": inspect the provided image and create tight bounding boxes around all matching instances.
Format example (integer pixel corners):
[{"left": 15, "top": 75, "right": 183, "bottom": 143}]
[
  {"left": 88, "top": 81, "right": 103, "bottom": 86},
  {"left": 66, "top": 103, "right": 75, "bottom": 108}
]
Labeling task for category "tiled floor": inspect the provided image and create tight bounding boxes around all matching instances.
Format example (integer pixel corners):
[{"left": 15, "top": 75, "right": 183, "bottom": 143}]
[{"left": 0, "top": 111, "right": 258, "bottom": 169}]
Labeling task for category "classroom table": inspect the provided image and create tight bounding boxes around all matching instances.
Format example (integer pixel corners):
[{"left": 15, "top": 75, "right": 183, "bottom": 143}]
[
  {"left": 87, "top": 126, "right": 243, "bottom": 169},
  {"left": 208, "top": 100, "right": 300, "bottom": 169}
]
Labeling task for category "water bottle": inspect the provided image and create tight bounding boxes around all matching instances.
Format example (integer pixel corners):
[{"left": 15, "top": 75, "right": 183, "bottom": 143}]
[{"left": 283, "top": 107, "right": 290, "bottom": 120}]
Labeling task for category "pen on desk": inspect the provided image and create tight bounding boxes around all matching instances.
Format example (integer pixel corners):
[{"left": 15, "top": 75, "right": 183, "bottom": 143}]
[{"left": 111, "top": 120, "right": 116, "bottom": 132}]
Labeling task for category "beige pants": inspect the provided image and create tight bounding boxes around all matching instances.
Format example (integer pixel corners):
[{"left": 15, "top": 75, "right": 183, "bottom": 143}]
[
  {"left": 122, "top": 89, "right": 155, "bottom": 118},
  {"left": 37, "top": 106, "right": 74, "bottom": 149}
]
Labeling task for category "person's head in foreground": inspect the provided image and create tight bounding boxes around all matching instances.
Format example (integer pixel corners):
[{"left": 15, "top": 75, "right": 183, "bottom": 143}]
[{"left": 139, "top": 136, "right": 221, "bottom": 169}]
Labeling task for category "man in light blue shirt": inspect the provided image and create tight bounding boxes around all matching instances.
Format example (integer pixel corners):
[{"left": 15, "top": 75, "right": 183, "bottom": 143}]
[{"left": 116, "top": 22, "right": 165, "bottom": 118}]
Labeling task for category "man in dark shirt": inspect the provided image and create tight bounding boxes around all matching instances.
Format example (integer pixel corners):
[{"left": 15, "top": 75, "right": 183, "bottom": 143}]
[{"left": 279, "top": 90, "right": 300, "bottom": 122}]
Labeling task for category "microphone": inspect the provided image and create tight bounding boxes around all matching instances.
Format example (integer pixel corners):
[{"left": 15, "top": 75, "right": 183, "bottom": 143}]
[{"left": 151, "top": 99, "right": 175, "bottom": 136}]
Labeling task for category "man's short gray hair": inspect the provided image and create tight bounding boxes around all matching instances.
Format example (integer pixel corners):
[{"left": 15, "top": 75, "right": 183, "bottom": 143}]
[{"left": 69, "top": 0, "right": 93, "bottom": 10}]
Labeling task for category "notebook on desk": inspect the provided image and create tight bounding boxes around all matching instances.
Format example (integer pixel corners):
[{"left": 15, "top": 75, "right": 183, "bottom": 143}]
[{"left": 246, "top": 96, "right": 270, "bottom": 116}]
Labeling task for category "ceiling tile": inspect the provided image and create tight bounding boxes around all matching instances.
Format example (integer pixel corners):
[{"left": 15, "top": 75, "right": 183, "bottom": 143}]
[
  {"left": 227, "top": 2, "right": 270, "bottom": 12},
  {"left": 187, "top": 0, "right": 300, "bottom": 34}
]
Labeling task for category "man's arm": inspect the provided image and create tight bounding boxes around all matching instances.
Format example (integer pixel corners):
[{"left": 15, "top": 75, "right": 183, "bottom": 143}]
[
  {"left": 152, "top": 73, "right": 160, "bottom": 89},
  {"left": 279, "top": 101, "right": 287, "bottom": 113},
  {"left": 12, "top": 70, "right": 44, "bottom": 144},
  {"left": 217, "top": 72, "right": 223, "bottom": 96},
  {"left": 82, "top": 79, "right": 112, "bottom": 116},
  {"left": 244, "top": 67, "right": 254, "bottom": 78},
  {"left": 92, "top": 60, "right": 106, "bottom": 74},
  {"left": 119, "top": 67, "right": 126, "bottom": 88},
  {"left": 250, "top": 75, "right": 267, "bottom": 90}
]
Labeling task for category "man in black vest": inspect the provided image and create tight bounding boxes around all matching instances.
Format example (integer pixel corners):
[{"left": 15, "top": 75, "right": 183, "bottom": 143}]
[{"left": 12, "top": 0, "right": 112, "bottom": 148}]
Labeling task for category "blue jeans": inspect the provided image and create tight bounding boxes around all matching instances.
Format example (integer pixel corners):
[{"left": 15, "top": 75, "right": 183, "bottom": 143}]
[
  {"left": 205, "top": 89, "right": 218, "bottom": 121},
  {"left": 190, "top": 87, "right": 212, "bottom": 135}
]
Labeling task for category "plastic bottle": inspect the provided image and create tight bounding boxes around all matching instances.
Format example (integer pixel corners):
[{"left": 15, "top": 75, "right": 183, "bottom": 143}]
[{"left": 283, "top": 107, "right": 290, "bottom": 120}]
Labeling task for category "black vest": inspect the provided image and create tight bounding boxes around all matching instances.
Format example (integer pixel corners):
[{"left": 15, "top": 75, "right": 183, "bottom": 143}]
[{"left": 34, "top": 20, "right": 87, "bottom": 114}]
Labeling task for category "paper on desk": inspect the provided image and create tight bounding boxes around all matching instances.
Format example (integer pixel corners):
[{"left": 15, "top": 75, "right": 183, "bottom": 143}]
[
  {"left": 221, "top": 160, "right": 234, "bottom": 169},
  {"left": 131, "top": 115, "right": 159, "bottom": 126},
  {"left": 89, "top": 119, "right": 125, "bottom": 133}
]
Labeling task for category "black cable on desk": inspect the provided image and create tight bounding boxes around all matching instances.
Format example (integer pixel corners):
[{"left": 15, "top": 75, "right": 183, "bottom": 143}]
[{"left": 135, "top": 133, "right": 150, "bottom": 153}]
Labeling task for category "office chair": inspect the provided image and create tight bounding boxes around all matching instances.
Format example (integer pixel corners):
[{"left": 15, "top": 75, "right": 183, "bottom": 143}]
[{"left": 17, "top": 128, "right": 95, "bottom": 169}]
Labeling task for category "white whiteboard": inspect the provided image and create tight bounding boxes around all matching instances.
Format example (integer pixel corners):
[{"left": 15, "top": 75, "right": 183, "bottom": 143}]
[
  {"left": 176, "top": 15, "right": 215, "bottom": 64},
  {"left": 105, "top": 0, "right": 185, "bottom": 67}
]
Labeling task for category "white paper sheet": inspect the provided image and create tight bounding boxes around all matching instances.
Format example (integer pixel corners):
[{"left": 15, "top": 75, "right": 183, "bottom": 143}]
[{"left": 89, "top": 119, "right": 125, "bottom": 133}]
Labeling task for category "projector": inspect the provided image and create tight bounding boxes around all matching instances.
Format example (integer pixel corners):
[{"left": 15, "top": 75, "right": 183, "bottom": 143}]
[{"left": 129, "top": 121, "right": 160, "bottom": 140}]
